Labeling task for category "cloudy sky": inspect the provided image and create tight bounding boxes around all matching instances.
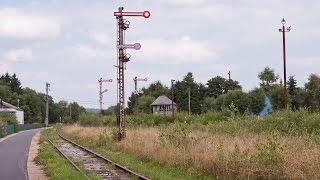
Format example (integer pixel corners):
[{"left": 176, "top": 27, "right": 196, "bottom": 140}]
[{"left": 0, "top": 0, "right": 319, "bottom": 108}]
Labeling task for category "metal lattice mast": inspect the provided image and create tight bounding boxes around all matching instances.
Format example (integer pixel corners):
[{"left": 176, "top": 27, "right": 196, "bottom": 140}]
[
  {"left": 98, "top": 78, "right": 112, "bottom": 114},
  {"left": 278, "top": 18, "right": 291, "bottom": 108},
  {"left": 114, "top": 7, "right": 150, "bottom": 140}
]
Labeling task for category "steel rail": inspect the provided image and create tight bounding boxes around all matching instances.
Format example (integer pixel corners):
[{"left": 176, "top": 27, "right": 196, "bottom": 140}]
[
  {"left": 57, "top": 133, "right": 150, "bottom": 180},
  {"left": 47, "top": 139, "right": 91, "bottom": 179}
]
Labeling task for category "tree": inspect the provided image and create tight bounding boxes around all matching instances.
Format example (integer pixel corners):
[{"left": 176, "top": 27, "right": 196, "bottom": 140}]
[
  {"left": 202, "top": 96, "right": 215, "bottom": 113},
  {"left": 68, "top": 102, "right": 85, "bottom": 121},
  {"left": 133, "top": 95, "right": 155, "bottom": 114},
  {"left": 222, "top": 90, "right": 249, "bottom": 114},
  {"left": 305, "top": 74, "right": 320, "bottom": 111},
  {"left": 248, "top": 88, "right": 265, "bottom": 114},
  {"left": 127, "top": 92, "right": 139, "bottom": 114},
  {"left": 57, "top": 101, "right": 68, "bottom": 118},
  {"left": 287, "top": 76, "right": 299, "bottom": 111},
  {"left": 0, "top": 85, "right": 12, "bottom": 102},
  {"left": 206, "top": 76, "right": 226, "bottom": 98},
  {"left": 0, "top": 73, "right": 22, "bottom": 94},
  {"left": 225, "top": 79, "right": 242, "bottom": 93},
  {"left": 287, "top": 76, "right": 297, "bottom": 95},
  {"left": 142, "top": 81, "right": 170, "bottom": 98},
  {"left": 103, "top": 105, "right": 118, "bottom": 116},
  {"left": 10, "top": 74, "right": 22, "bottom": 94},
  {"left": 206, "top": 76, "right": 241, "bottom": 98},
  {"left": 258, "top": 67, "right": 279, "bottom": 91},
  {"left": 173, "top": 72, "right": 202, "bottom": 114},
  {"left": 269, "top": 85, "right": 285, "bottom": 110}
]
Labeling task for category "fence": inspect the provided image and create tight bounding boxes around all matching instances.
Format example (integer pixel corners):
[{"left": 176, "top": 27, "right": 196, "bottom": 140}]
[
  {"left": 17, "top": 123, "right": 45, "bottom": 131},
  {"left": 0, "top": 123, "right": 45, "bottom": 138},
  {"left": 0, "top": 124, "right": 14, "bottom": 138}
]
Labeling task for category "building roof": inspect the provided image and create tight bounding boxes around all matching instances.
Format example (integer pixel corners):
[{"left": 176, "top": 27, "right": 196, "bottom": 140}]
[
  {"left": 151, "top": 95, "right": 177, "bottom": 106},
  {"left": 0, "top": 99, "right": 22, "bottom": 111}
]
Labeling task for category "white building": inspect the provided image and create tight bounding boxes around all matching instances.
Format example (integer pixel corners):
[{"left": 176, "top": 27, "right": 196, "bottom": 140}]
[
  {"left": 0, "top": 100, "right": 24, "bottom": 124},
  {"left": 151, "top": 95, "right": 178, "bottom": 116}
]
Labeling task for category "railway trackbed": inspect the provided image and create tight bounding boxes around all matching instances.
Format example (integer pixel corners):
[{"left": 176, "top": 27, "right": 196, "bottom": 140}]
[{"left": 48, "top": 133, "right": 150, "bottom": 180}]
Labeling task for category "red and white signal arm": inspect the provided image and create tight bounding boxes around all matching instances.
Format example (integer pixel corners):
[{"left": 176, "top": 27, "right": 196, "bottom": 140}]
[{"left": 114, "top": 11, "right": 151, "bottom": 18}]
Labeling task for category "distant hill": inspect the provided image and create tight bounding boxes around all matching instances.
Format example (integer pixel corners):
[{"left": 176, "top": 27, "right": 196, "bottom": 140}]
[{"left": 86, "top": 108, "right": 100, "bottom": 114}]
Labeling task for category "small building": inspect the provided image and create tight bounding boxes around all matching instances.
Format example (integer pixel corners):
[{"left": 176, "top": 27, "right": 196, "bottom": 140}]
[
  {"left": 151, "top": 95, "right": 178, "bottom": 116},
  {"left": 0, "top": 99, "right": 24, "bottom": 124}
]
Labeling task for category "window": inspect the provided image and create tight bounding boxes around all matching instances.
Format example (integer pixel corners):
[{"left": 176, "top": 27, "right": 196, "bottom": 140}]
[{"left": 159, "top": 105, "right": 171, "bottom": 111}]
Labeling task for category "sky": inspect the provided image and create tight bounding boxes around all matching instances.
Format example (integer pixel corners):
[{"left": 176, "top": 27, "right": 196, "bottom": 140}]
[{"left": 0, "top": 0, "right": 319, "bottom": 109}]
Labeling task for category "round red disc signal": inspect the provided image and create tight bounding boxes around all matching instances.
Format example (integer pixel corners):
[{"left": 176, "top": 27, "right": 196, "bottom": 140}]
[{"left": 143, "top": 11, "right": 150, "bottom": 18}]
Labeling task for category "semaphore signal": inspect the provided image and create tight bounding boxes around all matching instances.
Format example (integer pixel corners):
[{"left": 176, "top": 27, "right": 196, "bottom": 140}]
[{"left": 114, "top": 7, "right": 150, "bottom": 140}]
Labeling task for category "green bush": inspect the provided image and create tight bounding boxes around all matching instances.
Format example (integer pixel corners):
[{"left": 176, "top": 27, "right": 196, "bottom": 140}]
[
  {"left": 222, "top": 90, "right": 249, "bottom": 114},
  {"left": 78, "top": 113, "right": 116, "bottom": 126},
  {"left": 248, "top": 88, "right": 265, "bottom": 114},
  {"left": 0, "top": 112, "right": 18, "bottom": 132}
]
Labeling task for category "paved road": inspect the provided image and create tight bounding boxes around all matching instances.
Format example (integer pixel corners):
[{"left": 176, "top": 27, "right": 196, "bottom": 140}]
[{"left": 0, "top": 129, "right": 40, "bottom": 180}]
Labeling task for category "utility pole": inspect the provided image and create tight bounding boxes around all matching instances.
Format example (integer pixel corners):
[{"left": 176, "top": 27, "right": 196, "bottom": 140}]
[
  {"left": 45, "top": 82, "right": 50, "bottom": 126},
  {"left": 98, "top": 78, "right": 112, "bottom": 114},
  {"left": 278, "top": 18, "right": 291, "bottom": 108},
  {"left": 228, "top": 70, "right": 231, "bottom": 81},
  {"left": 188, "top": 87, "right": 191, "bottom": 116},
  {"left": 171, "top": 79, "right": 175, "bottom": 118},
  {"left": 114, "top": 7, "right": 150, "bottom": 140}
]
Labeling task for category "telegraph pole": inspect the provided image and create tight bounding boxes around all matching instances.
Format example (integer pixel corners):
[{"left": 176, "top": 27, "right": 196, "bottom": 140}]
[
  {"left": 278, "top": 18, "right": 291, "bottom": 108},
  {"left": 45, "top": 82, "right": 50, "bottom": 126},
  {"left": 98, "top": 78, "right": 112, "bottom": 114},
  {"left": 188, "top": 87, "right": 191, "bottom": 116},
  {"left": 171, "top": 79, "right": 175, "bottom": 118},
  {"left": 228, "top": 70, "right": 231, "bottom": 81},
  {"left": 114, "top": 7, "right": 150, "bottom": 140}
]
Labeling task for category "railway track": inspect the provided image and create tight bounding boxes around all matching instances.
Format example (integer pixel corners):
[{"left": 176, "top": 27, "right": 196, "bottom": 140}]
[{"left": 49, "top": 133, "right": 150, "bottom": 180}]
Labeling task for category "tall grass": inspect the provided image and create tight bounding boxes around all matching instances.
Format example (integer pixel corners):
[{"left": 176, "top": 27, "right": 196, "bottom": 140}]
[
  {"left": 61, "top": 124, "right": 320, "bottom": 179},
  {"left": 79, "top": 109, "right": 320, "bottom": 136}
]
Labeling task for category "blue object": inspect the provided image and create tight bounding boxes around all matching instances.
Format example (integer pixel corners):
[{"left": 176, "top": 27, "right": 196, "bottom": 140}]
[{"left": 259, "top": 96, "right": 273, "bottom": 116}]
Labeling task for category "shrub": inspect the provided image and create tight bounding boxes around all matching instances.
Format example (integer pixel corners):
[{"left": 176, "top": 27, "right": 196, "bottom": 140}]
[
  {"left": 0, "top": 111, "right": 18, "bottom": 132},
  {"left": 223, "top": 90, "right": 249, "bottom": 114},
  {"left": 78, "top": 113, "right": 116, "bottom": 126},
  {"left": 248, "top": 88, "right": 265, "bottom": 114}
]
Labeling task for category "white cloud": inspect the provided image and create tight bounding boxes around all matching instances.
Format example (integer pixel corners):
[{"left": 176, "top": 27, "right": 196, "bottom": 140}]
[
  {"left": 0, "top": 8, "right": 60, "bottom": 38},
  {"left": 89, "top": 32, "right": 111, "bottom": 45},
  {"left": 3, "top": 48, "right": 33, "bottom": 62},
  {"left": 136, "top": 36, "right": 217, "bottom": 64},
  {"left": 160, "top": 0, "right": 205, "bottom": 6},
  {"left": 0, "top": 62, "right": 11, "bottom": 72},
  {"left": 70, "top": 44, "right": 110, "bottom": 60}
]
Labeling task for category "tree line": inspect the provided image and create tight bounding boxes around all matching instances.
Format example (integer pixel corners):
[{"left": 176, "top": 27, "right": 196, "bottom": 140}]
[
  {"left": 0, "top": 73, "right": 86, "bottom": 123},
  {"left": 120, "top": 67, "right": 320, "bottom": 115}
]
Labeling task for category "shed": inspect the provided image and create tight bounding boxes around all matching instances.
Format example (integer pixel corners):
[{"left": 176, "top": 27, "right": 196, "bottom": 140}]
[
  {"left": 0, "top": 99, "right": 24, "bottom": 124},
  {"left": 151, "top": 95, "right": 177, "bottom": 116}
]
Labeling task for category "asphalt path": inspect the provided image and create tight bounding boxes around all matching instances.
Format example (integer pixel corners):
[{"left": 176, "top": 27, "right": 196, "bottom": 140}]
[{"left": 0, "top": 129, "right": 40, "bottom": 180}]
